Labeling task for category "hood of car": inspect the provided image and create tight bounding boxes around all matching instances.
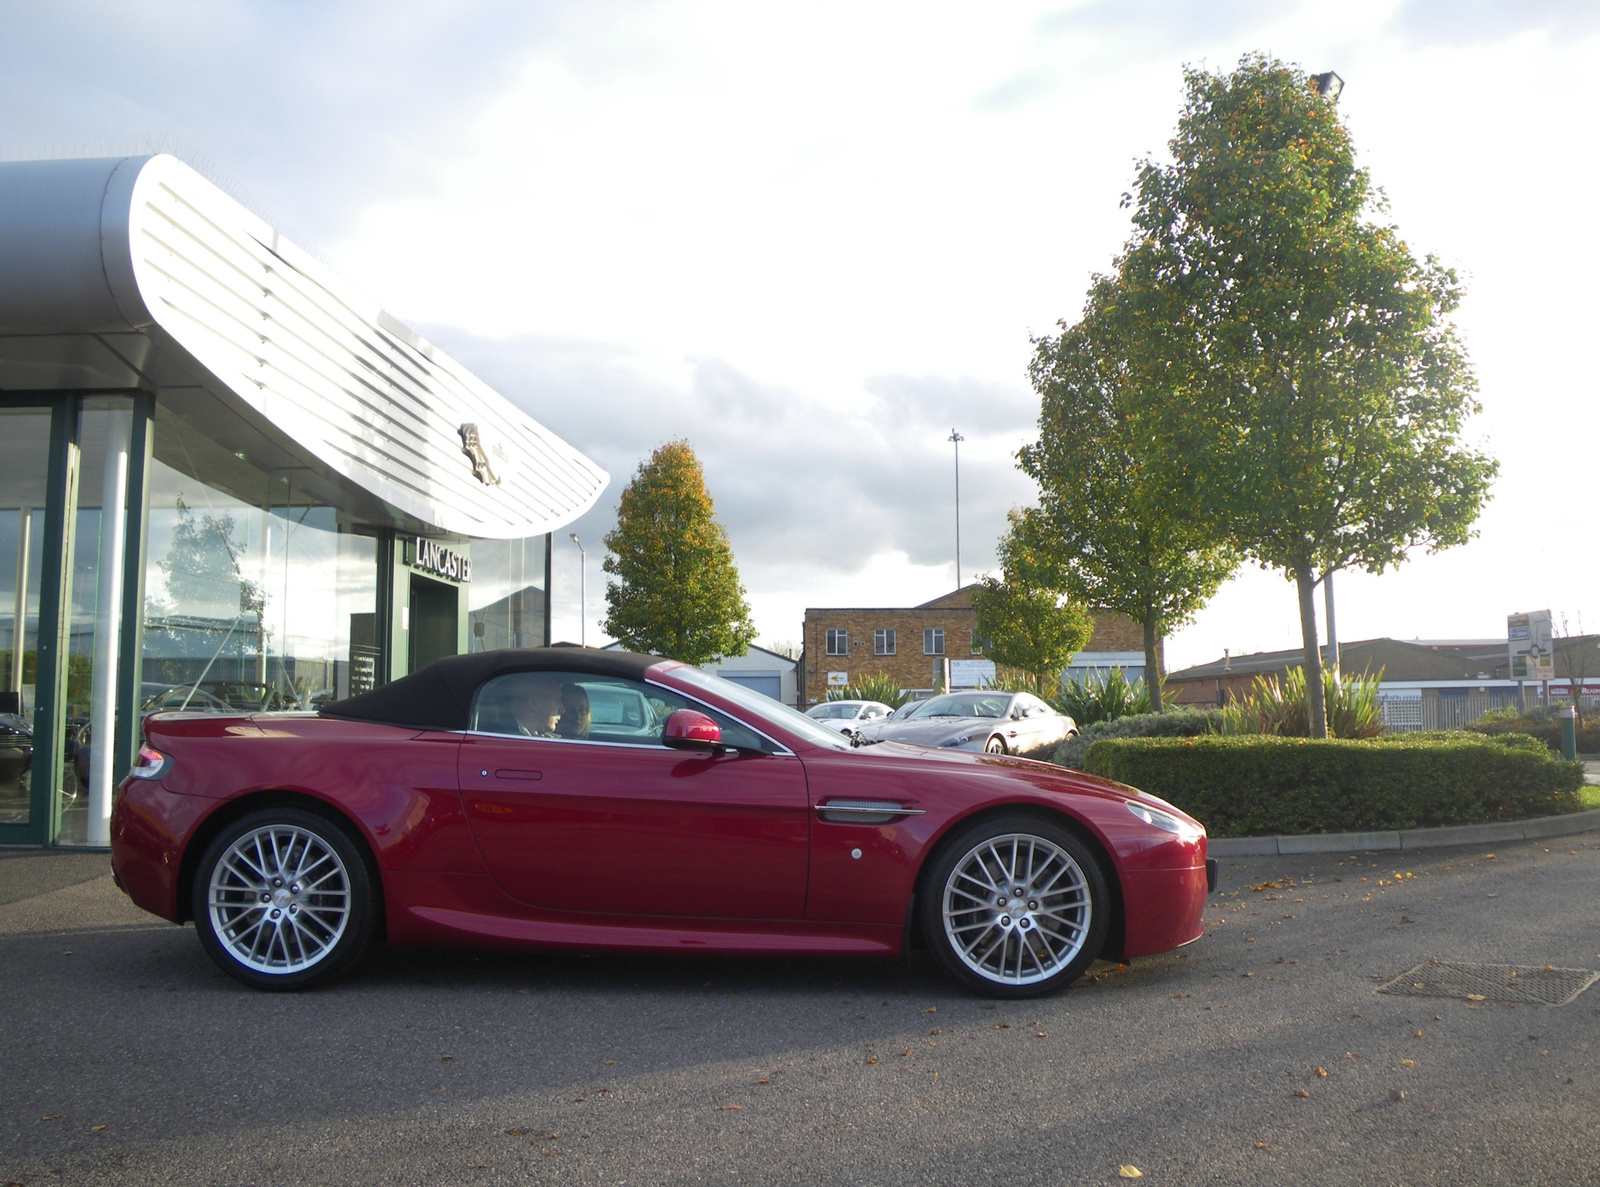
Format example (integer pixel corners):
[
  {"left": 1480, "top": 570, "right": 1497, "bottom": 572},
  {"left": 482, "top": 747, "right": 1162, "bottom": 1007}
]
[{"left": 858, "top": 715, "right": 998, "bottom": 748}]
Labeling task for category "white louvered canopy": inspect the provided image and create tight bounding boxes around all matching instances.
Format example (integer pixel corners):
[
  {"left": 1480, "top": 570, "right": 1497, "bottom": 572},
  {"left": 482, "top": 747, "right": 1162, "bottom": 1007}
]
[{"left": 0, "top": 155, "right": 607, "bottom": 539}]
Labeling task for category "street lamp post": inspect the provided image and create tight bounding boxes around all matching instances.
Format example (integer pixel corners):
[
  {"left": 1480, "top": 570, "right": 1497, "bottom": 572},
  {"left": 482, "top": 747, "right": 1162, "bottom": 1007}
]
[
  {"left": 569, "top": 532, "right": 587, "bottom": 647},
  {"left": 948, "top": 428, "right": 964, "bottom": 589}
]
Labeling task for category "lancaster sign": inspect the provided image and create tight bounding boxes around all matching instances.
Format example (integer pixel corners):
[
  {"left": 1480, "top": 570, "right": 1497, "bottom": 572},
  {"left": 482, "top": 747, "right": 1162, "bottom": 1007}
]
[{"left": 411, "top": 537, "right": 472, "bottom": 583}]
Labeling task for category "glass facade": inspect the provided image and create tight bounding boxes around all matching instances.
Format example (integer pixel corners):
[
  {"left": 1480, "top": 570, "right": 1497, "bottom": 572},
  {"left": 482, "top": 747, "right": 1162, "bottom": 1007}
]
[
  {"left": 0, "top": 393, "right": 550, "bottom": 847},
  {"left": 0, "top": 408, "right": 50, "bottom": 829}
]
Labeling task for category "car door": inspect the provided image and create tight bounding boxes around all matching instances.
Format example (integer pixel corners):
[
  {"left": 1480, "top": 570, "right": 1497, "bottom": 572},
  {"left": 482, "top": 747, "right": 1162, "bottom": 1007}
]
[
  {"left": 457, "top": 671, "right": 810, "bottom": 920},
  {"left": 1011, "top": 694, "right": 1065, "bottom": 750}
]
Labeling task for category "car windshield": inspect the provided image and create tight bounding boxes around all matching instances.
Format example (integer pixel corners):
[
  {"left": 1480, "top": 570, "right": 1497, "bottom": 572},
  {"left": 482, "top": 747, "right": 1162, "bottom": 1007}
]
[
  {"left": 665, "top": 667, "right": 853, "bottom": 750},
  {"left": 806, "top": 703, "right": 860, "bottom": 720},
  {"left": 902, "top": 693, "right": 1011, "bottom": 720}
]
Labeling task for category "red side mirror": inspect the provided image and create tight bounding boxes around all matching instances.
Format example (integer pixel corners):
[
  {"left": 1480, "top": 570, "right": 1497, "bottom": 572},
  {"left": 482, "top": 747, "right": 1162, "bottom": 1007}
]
[{"left": 663, "top": 709, "right": 723, "bottom": 751}]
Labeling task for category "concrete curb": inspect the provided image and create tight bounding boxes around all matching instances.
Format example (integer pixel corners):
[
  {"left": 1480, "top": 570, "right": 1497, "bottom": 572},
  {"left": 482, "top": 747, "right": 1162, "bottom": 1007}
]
[{"left": 1208, "top": 807, "right": 1600, "bottom": 858}]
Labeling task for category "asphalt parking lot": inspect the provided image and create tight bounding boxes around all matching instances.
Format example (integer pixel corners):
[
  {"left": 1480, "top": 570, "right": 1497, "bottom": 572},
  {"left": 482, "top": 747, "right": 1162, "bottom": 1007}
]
[{"left": 3, "top": 834, "right": 1600, "bottom": 1187}]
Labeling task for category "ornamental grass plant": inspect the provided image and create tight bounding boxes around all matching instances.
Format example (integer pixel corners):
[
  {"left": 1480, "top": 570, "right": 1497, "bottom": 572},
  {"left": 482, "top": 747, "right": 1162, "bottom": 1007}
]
[
  {"left": 824, "top": 673, "right": 912, "bottom": 709},
  {"left": 1052, "top": 667, "right": 1158, "bottom": 727},
  {"left": 1218, "top": 668, "right": 1385, "bottom": 739}
]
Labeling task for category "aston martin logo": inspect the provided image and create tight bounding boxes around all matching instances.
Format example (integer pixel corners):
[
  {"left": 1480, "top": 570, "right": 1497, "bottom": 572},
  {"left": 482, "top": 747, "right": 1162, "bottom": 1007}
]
[{"left": 458, "top": 423, "right": 500, "bottom": 486}]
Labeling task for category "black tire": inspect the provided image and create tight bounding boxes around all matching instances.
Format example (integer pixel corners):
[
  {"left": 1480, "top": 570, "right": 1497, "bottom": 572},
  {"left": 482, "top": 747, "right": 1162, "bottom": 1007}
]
[
  {"left": 191, "top": 807, "right": 376, "bottom": 991},
  {"left": 984, "top": 736, "right": 1008, "bottom": 754},
  {"left": 919, "top": 814, "right": 1108, "bottom": 998}
]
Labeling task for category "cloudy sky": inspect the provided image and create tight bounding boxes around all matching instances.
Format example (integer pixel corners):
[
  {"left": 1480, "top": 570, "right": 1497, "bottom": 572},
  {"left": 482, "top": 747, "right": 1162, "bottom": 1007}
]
[{"left": 5, "top": 0, "right": 1597, "bottom": 668}]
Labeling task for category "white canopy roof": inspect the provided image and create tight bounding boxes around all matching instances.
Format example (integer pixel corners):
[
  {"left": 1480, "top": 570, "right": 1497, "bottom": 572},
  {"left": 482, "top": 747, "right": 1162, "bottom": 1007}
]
[{"left": 0, "top": 155, "right": 607, "bottom": 539}]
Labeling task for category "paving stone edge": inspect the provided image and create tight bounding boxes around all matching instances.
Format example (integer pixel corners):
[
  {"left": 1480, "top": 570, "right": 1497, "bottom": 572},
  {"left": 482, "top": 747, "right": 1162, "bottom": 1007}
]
[{"left": 1208, "top": 807, "right": 1600, "bottom": 858}]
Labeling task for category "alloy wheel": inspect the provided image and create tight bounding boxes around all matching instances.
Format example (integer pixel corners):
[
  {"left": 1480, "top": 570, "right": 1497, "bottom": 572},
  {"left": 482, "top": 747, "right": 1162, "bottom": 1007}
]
[
  {"left": 940, "top": 832, "right": 1092, "bottom": 987},
  {"left": 207, "top": 823, "right": 351, "bottom": 975}
]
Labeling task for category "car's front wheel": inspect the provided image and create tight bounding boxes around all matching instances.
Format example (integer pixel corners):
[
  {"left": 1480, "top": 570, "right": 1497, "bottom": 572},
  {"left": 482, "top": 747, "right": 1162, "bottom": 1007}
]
[
  {"left": 984, "top": 736, "right": 1007, "bottom": 754},
  {"left": 192, "top": 808, "right": 376, "bottom": 991},
  {"left": 920, "top": 815, "right": 1108, "bottom": 998}
]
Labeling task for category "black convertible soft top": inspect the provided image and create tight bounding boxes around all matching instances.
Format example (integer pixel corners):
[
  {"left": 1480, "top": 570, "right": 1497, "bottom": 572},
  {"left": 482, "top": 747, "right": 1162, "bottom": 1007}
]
[{"left": 319, "top": 646, "right": 668, "bottom": 731}]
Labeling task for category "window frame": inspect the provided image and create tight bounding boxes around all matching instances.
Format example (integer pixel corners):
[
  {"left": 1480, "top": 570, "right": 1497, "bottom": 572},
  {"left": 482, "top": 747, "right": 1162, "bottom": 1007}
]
[
  {"left": 874, "top": 627, "right": 896, "bottom": 656},
  {"left": 923, "top": 627, "right": 945, "bottom": 656},
  {"left": 825, "top": 628, "right": 849, "bottom": 656}
]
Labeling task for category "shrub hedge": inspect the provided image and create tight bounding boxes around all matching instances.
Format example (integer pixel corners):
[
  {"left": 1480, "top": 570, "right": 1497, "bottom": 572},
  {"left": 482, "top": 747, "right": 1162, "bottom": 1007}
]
[
  {"left": 1050, "top": 707, "right": 1225, "bottom": 770},
  {"left": 1468, "top": 711, "right": 1600, "bottom": 755},
  {"left": 1082, "top": 734, "right": 1585, "bottom": 838}
]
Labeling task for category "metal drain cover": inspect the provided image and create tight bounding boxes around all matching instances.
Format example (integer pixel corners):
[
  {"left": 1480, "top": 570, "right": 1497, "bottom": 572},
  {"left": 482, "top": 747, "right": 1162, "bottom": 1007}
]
[{"left": 1377, "top": 960, "right": 1600, "bottom": 1006}]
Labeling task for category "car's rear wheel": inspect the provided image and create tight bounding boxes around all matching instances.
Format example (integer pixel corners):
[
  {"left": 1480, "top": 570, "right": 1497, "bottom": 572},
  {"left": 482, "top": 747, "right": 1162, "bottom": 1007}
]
[
  {"left": 920, "top": 815, "right": 1108, "bottom": 998},
  {"left": 192, "top": 808, "right": 376, "bottom": 991},
  {"left": 984, "top": 736, "right": 1007, "bottom": 754}
]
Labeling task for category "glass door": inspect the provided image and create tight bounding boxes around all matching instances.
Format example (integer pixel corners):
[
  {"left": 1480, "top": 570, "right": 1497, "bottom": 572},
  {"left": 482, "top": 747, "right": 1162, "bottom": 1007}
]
[{"left": 0, "top": 409, "right": 53, "bottom": 830}]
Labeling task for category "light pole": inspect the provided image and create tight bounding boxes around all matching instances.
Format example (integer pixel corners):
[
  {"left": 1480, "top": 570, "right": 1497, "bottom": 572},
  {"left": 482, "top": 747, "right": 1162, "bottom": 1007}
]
[
  {"left": 948, "top": 428, "right": 964, "bottom": 589},
  {"left": 569, "top": 533, "right": 587, "bottom": 647}
]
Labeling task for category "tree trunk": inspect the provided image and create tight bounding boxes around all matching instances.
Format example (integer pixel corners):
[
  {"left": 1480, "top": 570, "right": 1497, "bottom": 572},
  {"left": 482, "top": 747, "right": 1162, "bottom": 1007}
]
[
  {"left": 1143, "top": 614, "right": 1163, "bottom": 713},
  {"left": 1296, "top": 565, "right": 1328, "bottom": 739}
]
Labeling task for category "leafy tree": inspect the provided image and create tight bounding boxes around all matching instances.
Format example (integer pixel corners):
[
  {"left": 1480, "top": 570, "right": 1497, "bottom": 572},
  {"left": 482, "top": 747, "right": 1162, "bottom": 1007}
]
[
  {"left": 602, "top": 440, "right": 756, "bottom": 666},
  {"left": 1121, "top": 54, "right": 1497, "bottom": 736},
  {"left": 970, "top": 510, "right": 1094, "bottom": 694},
  {"left": 1020, "top": 275, "right": 1238, "bottom": 711}
]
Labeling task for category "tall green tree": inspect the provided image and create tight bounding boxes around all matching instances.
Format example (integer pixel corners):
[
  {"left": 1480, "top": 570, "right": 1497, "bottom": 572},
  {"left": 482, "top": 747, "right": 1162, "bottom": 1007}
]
[
  {"left": 602, "top": 440, "right": 756, "bottom": 666},
  {"left": 970, "top": 510, "right": 1094, "bottom": 694},
  {"left": 1122, "top": 54, "right": 1497, "bottom": 736},
  {"left": 1020, "top": 275, "right": 1238, "bottom": 711}
]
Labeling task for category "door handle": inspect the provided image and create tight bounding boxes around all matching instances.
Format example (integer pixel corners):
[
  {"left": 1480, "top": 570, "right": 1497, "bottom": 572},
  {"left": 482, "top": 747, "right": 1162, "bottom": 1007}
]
[{"left": 494, "top": 769, "right": 543, "bottom": 781}]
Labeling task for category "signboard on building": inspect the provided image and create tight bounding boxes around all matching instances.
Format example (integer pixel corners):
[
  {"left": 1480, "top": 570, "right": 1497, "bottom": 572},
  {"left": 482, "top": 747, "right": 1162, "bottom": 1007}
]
[
  {"left": 1508, "top": 610, "right": 1554, "bottom": 681},
  {"left": 410, "top": 537, "right": 473, "bottom": 583},
  {"left": 826, "top": 671, "right": 849, "bottom": 687},
  {"left": 949, "top": 659, "right": 996, "bottom": 689}
]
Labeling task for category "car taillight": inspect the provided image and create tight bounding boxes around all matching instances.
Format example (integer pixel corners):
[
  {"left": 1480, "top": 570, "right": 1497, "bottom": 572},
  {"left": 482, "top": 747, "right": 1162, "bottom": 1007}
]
[{"left": 129, "top": 745, "right": 169, "bottom": 780}]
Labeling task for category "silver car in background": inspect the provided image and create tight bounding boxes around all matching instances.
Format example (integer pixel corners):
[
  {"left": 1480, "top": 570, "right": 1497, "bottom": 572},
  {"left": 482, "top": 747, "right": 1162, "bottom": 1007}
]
[
  {"left": 856, "top": 690, "right": 1076, "bottom": 755},
  {"left": 804, "top": 699, "right": 895, "bottom": 737}
]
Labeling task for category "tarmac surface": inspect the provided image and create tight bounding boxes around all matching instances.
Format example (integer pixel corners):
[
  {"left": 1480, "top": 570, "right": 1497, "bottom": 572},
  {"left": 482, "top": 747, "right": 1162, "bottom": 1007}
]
[{"left": 3, "top": 837, "right": 1599, "bottom": 1186}]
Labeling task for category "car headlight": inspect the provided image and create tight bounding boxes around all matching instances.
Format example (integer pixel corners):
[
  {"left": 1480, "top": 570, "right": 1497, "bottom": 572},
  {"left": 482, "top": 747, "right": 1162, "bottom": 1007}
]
[
  {"left": 1126, "top": 799, "right": 1202, "bottom": 839},
  {"left": 941, "top": 735, "right": 972, "bottom": 748}
]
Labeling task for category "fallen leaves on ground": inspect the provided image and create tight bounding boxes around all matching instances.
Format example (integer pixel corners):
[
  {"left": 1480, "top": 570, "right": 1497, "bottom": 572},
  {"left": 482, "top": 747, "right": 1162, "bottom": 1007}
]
[
  {"left": 1255, "top": 1142, "right": 1270, "bottom": 1150},
  {"left": 720, "top": 1105, "right": 742, "bottom": 1111},
  {"left": 1389, "top": 1089, "right": 1406, "bottom": 1103},
  {"left": 1315, "top": 1067, "right": 1327, "bottom": 1077},
  {"left": 1119, "top": 1167, "right": 1143, "bottom": 1179},
  {"left": 1466, "top": 994, "right": 1486, "bottom": 1002}
]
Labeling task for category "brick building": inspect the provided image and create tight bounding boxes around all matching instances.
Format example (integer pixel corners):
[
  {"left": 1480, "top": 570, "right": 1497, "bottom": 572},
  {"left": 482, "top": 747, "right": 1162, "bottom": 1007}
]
[{"left": 800, "top": 587, "right": 1157, "bottom": 706}]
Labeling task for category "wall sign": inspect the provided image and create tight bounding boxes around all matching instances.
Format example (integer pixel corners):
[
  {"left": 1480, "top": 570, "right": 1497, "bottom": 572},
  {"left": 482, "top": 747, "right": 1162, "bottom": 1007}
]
[{"left": 411, "top": 536, "right": 472, "bottom": 583}]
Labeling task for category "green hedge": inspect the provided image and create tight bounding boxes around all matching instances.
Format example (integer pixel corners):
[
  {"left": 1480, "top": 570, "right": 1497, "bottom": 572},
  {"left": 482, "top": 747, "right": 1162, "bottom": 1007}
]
[
  {"left": 1050, "top": 707, "right": 1225, "bottom": 770},
  {"left": 1082, "top": 734, "right": 1585, "bottom": 838},
  {"left": 1468, "top": 713, "right": 1600, "bottom": 755}
]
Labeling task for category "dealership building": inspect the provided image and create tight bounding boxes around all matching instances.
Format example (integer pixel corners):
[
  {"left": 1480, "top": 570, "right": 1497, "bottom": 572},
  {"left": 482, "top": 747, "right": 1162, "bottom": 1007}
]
[{"left": 0, "top": 155, "right": 607, "bottom": 848}]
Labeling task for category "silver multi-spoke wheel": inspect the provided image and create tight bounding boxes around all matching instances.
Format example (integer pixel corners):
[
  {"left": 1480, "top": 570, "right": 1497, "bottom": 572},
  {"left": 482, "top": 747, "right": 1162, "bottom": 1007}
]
[
  {"left": 207, "top": 823, "right": 351, "bottom": 975},
  {"left": 940, "top": 831, "right": 1093, "bottom": 988}
]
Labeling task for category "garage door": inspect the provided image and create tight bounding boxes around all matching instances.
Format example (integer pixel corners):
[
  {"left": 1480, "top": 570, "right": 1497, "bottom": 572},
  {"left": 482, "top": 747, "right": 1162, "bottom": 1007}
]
[{"left": 720, "top": 672, "right": 782, "bottom": 701}]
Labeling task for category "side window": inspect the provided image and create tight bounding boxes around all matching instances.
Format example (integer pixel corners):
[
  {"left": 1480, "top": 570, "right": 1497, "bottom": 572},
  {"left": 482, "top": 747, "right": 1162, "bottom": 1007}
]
[
  {"left": 923, "top": 627, "right": 945, "bottom": 656},
  {"left": 825, "top": 628, "right": 849, "bottom": 656},
  {"left": 874, "top": 628, "right": 896, "bottom": 656},
  {"left": 471, "top": 671, "right": 775, "bottom": 752}
]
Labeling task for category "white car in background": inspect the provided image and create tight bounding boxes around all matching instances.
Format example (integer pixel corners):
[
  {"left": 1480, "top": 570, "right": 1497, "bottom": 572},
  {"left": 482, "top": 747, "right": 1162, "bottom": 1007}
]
[{"left": 804, "top": 699, "right": 895, "bottom": 736}]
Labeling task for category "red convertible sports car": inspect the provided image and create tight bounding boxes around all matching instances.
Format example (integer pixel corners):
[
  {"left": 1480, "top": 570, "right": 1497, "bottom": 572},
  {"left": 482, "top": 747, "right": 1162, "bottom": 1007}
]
[{"left": 110, "top": 648, "right": 1215, "bottom": 997}]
